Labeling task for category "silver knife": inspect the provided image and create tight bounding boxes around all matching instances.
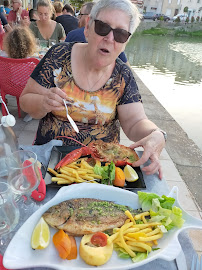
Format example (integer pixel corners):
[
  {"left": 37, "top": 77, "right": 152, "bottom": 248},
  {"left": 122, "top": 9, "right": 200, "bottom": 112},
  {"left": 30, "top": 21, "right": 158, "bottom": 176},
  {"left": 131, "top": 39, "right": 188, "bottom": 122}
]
[{"left": 63, "top": 99, "right": 79, "bottom": 133}]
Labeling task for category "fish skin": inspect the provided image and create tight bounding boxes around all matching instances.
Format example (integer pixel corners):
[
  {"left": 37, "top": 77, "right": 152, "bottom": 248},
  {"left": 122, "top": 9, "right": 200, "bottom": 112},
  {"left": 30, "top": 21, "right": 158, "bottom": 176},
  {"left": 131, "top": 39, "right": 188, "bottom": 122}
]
[{"left": 43, "top": 198, "right": 139, "bottom": 236}]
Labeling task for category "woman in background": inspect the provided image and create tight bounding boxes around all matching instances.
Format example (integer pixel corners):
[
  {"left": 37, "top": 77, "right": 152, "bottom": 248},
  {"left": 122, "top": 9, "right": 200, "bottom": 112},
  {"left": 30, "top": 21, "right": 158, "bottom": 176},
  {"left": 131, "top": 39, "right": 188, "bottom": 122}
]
[
  {"left": 53, "top": 1, "right": 63, "bottom": 18},
  {"left": 29, "top": 0, "right": 65, "bottom": 44},
  {"left": 3, "top": 26, "right": 36, "bottom": 58}
]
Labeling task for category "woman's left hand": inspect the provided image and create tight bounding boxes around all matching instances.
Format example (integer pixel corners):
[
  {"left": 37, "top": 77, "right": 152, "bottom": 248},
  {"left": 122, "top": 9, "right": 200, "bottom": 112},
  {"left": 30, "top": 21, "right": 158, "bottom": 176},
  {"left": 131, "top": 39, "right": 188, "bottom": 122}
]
[{"left": 129, "top": 130, "right": 166, "bottom": 179}]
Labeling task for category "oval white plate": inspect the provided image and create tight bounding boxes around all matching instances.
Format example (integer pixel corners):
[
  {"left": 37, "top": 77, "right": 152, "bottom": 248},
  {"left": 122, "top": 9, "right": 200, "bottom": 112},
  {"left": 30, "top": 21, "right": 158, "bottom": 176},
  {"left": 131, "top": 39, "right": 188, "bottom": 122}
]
[{"left": 3, "top": 184, "right": 202, "bottom": 270}]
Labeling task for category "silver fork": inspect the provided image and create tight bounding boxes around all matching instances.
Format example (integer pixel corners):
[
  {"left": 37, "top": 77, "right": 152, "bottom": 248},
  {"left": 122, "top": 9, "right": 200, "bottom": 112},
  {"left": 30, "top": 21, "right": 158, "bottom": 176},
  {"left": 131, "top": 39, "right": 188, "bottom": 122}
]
[
  {"left": 63, "top": 99, "right": 79, "bottom": 133},
  {"left": 191, "top": 254, "right": 202, "bottom": 270}
]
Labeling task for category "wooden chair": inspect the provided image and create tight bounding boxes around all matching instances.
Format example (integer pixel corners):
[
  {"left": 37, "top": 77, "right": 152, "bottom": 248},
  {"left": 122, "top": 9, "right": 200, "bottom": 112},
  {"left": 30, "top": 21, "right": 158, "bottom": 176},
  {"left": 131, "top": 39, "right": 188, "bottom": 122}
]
[{"left": 0, "top": 56, "right": 40, "bottom": 118}]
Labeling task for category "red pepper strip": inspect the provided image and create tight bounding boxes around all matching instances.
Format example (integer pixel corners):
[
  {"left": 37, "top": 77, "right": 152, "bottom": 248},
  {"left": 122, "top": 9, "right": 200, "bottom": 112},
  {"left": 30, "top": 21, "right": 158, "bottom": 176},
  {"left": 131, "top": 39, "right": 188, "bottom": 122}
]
[
  {"left": 115, "top": 161, "right": 132, "bottom": 167},
  {"left": 31, "top": 167, "right": 46, "bottom": 201},
  {"left": 23, "top": 160, "right": 37, "bottom": 189}
]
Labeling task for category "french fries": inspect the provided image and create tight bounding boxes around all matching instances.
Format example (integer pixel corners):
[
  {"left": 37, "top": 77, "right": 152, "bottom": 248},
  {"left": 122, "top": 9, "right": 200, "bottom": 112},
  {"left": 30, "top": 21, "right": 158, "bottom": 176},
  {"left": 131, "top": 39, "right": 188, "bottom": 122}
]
[
  {"left": 48, "top": 157, "right": 102, "bottom": 185},
  {"left": 108, "top": 210, "right": 164, "bottom": 258}
]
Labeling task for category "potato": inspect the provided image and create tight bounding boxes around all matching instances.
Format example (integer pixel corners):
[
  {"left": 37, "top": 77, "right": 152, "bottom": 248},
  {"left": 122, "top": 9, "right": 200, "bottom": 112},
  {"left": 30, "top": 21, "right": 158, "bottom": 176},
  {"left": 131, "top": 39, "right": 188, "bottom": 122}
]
[{"left": 79, "top": 234, "right": 113, "bottom": 266}]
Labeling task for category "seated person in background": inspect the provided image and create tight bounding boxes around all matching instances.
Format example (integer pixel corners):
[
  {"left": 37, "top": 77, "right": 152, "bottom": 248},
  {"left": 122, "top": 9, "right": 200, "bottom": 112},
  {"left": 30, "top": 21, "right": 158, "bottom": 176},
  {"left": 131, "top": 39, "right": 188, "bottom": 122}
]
[
  {"left": 53, "top": 1, "right": 63, "bottom": 17},
  {"left": 65, "top": 2, "right": 128, "bottom": 64},
  {"left": 20, "top": 0, "right": 166, "bottom": 179},
  {"left": 56, "top": 4, "right": 78, "bottom": 36},
  {"left": 29, "top": 0, "right": 65, "bottom": 44},
  {"left": 29, "top": 8, "right": 39, "bottom": 22},
  {"left": 7, "top": 0, "right": 29, "bottom": 26},
  {"left": 0, "top": 10, "right": 12, "bottom": 32},
  {"left": 3, "top": 26, "right": 36, "bottom": 58},
  {"left": 0, "top": 0, "right": 11, "bottom": 16},
  {"left": 0, "top": 11, "right": 11, "bottom": 51}
]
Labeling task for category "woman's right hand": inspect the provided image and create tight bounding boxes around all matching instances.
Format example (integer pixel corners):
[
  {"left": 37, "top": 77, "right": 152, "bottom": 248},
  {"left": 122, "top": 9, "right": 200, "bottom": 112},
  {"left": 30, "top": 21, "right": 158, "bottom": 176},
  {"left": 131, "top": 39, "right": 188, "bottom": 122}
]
[{"left": 43, "top": 86, "right": 67, "bottom": 114}]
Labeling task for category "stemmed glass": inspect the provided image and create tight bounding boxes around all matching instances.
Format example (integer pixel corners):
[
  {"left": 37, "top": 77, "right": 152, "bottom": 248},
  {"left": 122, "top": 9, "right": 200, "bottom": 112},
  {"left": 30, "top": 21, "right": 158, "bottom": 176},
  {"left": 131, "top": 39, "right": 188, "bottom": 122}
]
[
  {"left": 0, "top": 182, "right": 19, "bottom": 250},
  {"left": 6, "top": 150, "right": 41, "bottom": 211}
]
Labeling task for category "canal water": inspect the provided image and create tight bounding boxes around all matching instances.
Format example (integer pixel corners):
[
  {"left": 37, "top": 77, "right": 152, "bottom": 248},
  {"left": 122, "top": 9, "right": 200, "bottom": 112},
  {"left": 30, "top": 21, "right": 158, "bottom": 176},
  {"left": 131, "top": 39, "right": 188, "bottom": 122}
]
[{"left": 125, "top": 35, "right": 202, "bottom": 151}]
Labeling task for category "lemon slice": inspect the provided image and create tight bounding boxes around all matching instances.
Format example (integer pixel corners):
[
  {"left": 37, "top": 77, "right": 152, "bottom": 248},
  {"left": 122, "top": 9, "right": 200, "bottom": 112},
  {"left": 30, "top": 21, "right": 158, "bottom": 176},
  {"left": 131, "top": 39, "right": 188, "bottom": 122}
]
[
  {"left": 31, "top": 217, "right": 50, "bottom": 249},
  {"left": 124, "top": 165, "right": 139, "bottom": 182}
]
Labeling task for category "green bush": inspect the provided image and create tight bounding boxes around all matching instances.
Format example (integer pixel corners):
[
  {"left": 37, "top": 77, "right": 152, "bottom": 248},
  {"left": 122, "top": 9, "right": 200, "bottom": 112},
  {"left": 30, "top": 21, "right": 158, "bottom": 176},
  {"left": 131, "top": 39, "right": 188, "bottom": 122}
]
[
  {"left": 175, "top": 16, "right": 181, "bottom": 22},
  {"left": 159, "top": 16, "right": 164, "bottom": 21},
  {"left": 191, "top": 16, "right": 195, "bottom": 23},
  {"left": 185, "top": 17, "right": 189, "bottom": 23},
  {"left": 142, "top": 27, "right": 168, "bottom": 35},
  {"left": 196, "top": 16, "right": 200, "bottom": 22}
]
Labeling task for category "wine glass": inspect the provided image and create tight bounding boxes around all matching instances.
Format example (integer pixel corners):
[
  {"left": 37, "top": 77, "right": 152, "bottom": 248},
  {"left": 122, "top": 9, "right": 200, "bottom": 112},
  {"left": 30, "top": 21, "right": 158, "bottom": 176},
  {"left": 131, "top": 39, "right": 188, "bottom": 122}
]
[
  {"left": 6, "top": 150, "right": 41, "bottom": 210},
  {"left": 0, "top": 182, "right": 19, "bottom": 249}
]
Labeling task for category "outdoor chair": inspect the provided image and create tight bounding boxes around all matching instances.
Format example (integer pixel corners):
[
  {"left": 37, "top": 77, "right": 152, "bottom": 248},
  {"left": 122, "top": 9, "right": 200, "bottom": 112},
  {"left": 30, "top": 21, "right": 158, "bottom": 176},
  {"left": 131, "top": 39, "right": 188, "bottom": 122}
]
[{"left": 0, "top": 56, "right": 40, "bottom": 118}]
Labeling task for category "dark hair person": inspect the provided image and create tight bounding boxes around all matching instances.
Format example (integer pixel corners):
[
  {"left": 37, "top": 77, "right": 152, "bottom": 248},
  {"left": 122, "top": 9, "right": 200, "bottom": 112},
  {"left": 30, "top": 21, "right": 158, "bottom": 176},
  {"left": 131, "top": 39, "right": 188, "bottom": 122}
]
[
  {"left": 62, "top": 4, "right": 74, "bottom": 16},
  {"left": 20, "top": 0, "right": 167, "bottom": 179},
  {"left": 55, "top": 3, "right": 78, "bottom": 35}
]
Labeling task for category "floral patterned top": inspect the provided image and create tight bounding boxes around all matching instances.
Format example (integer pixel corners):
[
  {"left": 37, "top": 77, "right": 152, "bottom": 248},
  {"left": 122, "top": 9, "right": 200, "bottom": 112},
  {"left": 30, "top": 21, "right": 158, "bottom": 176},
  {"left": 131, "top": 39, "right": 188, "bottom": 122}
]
[{"left": 31, "top": 42, "right": 142, "bottom": 146}]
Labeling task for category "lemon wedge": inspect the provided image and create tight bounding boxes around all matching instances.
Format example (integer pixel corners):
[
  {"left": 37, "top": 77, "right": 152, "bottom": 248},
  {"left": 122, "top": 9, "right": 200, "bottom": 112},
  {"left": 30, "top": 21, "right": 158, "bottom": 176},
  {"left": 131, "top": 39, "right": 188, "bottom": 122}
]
[
  {"left": 124, "top": 165, "right": 139, "bottom": 182},
  {"left": 31, "top": 217, "right": 50, "bottom": 249}
]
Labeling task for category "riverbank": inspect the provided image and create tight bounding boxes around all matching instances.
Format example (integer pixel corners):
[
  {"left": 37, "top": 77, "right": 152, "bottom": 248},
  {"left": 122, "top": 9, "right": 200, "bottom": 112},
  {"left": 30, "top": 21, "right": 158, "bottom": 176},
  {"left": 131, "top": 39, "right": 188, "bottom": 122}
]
[
  {"left": 133, "top": 72, "right": 202, "bottom": 211},
  {"left": 136, "top": 21, "right": 202, "bottom": 36}
]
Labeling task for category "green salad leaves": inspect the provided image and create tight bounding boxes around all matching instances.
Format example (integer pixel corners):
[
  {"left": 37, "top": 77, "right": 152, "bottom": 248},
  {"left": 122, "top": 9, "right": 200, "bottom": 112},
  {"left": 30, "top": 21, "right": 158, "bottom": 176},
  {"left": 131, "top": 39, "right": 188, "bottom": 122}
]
[
  {"left": 93, "top": 161, "right": 115, "bottom": 185},
  {"left": 138, "top": 191, "right": 185, "bottom": 230}
]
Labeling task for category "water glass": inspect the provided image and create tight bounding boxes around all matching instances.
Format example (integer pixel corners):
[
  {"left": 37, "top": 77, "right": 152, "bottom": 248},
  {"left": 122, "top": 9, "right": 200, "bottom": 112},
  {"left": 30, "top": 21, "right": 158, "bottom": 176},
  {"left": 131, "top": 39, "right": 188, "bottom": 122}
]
[
  {"left": 0, "top": 182, "right": 19, "bottom": 237},
  {"left": 7, "top": 150, "right": 40, "bottom": 197},
  {"left": 39, "top": 40, "right": 48, "bottom": 49},
  {"left": 49, "top": 39, "right": 56, "bottom": 47}
]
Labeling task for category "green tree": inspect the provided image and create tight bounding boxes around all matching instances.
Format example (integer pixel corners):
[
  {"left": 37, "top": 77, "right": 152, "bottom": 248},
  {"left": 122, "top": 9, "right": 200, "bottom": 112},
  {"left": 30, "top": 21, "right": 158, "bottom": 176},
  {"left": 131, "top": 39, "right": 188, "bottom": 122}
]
[
  {"left": 70, "top": 0, "right": 93, "bottom": 10},
  {"left": 183, "top": 6, "right": 188, "bottom": 13}
]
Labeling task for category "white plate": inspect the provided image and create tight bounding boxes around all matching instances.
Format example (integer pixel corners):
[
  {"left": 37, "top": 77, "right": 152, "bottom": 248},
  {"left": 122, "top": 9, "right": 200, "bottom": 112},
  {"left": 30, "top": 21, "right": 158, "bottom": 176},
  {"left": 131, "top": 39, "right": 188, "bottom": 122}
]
[{"left": 3, "top": 184, "right": 202, "bottom": 270}]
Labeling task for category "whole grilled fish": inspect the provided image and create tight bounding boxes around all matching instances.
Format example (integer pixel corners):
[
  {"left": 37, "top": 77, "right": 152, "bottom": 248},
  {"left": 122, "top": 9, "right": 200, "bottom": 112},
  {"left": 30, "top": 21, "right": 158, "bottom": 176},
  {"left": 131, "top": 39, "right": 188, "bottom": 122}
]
[{"left": 43, "top": 198, "right": 139, "bottom": 236}]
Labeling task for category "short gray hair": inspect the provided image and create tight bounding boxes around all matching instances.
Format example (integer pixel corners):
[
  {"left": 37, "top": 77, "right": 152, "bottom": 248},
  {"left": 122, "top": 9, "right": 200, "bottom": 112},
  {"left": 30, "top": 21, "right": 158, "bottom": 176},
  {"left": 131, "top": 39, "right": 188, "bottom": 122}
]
[{"left": 89, "top": 0, "right": 142, "bottom": 34}]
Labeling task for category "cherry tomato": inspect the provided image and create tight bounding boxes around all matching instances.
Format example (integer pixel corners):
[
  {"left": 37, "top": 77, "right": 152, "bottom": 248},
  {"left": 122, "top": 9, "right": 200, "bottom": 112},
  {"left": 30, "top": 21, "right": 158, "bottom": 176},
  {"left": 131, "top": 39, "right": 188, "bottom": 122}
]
[{"left": 91, "top": 232, "right": 108, "bottom": 247}]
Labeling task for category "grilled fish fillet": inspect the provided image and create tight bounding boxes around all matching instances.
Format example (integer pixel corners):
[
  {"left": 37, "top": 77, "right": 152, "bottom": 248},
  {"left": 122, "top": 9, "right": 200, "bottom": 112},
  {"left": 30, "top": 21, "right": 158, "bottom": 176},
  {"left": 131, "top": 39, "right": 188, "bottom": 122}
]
[{"left": 43, "top": 198, "right": 139, "bottom": 236}]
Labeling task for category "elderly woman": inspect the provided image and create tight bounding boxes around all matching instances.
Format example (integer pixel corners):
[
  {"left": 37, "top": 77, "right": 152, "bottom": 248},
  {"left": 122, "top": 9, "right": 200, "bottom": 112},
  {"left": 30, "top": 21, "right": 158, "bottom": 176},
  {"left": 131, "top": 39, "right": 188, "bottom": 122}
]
[
  {"left": 20, "top": 0, "right": 166, "bottom": 178},
  {"left": 29, "top": 0, "right": 65, "bottom": 44},
  {"left": 3, "top": 26, "right": 36, "bottom": 58}
]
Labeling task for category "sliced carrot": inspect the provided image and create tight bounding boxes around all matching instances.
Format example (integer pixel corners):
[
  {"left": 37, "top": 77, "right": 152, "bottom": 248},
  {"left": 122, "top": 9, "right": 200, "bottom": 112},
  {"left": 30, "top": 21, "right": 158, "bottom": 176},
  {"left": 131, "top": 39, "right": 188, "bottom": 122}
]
[
  {"left": 66, "top": 236, "right": 77, "bottom": 260},
  {"left": 53, "top": 229, "right": 71, "bottom": 259},
  {"left": 113, "top": 167, "right": 125, "bottom": 187}
]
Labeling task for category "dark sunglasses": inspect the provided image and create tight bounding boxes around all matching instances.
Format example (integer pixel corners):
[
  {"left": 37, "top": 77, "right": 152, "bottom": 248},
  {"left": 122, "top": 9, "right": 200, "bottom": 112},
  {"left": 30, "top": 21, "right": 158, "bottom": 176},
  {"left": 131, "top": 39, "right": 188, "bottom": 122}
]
[
  {"left": 78, "top": 12, "right": 88, "bottom": 17},
  {"left": 94, "top": 19, "right": 131, "bottom": 43}
]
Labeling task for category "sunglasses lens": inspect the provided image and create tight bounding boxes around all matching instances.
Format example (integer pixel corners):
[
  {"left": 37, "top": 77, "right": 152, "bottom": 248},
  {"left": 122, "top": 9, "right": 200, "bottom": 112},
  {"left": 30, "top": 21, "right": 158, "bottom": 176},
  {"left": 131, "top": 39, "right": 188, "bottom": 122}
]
[
  {"left": 94, "top": 20, "right": 111, "bottom": 36},
  {"left": 94, "top": 20, "right": 131, "bottom": 43},
  {"left": 114, "top": 29, "right": 131, "bottom": 43}
]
